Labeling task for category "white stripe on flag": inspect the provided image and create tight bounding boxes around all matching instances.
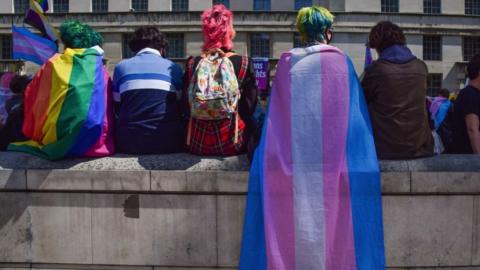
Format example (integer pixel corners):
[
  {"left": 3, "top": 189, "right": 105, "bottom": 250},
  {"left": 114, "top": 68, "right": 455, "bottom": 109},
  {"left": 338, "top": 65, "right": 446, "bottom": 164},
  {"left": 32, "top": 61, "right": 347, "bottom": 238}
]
[{"left": 291, "top": 48, "right": 326, "bottom": 270}]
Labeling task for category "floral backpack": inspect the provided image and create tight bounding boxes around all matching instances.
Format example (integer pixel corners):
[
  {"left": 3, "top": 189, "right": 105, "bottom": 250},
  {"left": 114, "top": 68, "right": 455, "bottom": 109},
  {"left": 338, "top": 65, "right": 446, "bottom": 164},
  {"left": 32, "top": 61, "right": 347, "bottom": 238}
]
[
  {"left": 187, "top": 49, "right": 248, "bottom": 145},
  {"left": 188, "top": 49, "right": 242, "bottom": 120}
]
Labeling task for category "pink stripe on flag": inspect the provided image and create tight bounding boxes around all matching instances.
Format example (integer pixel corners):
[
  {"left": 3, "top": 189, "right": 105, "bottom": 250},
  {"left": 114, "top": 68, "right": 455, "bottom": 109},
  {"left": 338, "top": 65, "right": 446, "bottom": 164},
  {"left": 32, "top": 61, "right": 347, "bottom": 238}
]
[
  {"left": 321, "top": 51, "right": 357, "bottom": 270},
  {"left": 263, "top": 52, "right": 295, "bottom": 270},
  {"left": 14, "top": 44, "right": 53, "bottom": 62},
  {"left": 14, "top": 38, "right": 55, "bottom": 55}
]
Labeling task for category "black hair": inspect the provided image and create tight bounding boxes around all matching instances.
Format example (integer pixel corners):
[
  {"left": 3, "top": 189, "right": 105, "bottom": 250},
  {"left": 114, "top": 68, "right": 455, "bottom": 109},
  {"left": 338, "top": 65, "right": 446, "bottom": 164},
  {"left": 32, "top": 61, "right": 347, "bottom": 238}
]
[
  {"left": 467, "top": 54, "right": 480, "bottom": 80},
  {"left": 368, "top": 21, "right": 406, "bottom": 53},
  {"left": 438, "top": 89, "right": 450, "bottom": 98},
  {"left": 9, "top": 75, "right": 31, "bottom": 94},
  {"left": 129, "top": 27, "right": 168, "bottom": 54}
]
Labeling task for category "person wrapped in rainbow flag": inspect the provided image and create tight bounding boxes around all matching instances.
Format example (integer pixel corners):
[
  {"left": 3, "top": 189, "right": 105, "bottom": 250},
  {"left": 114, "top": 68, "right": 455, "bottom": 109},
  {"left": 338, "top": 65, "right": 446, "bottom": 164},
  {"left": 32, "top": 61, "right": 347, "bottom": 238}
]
[
  {"left": 239, "top": 6, "right": 386, "bottom": 270},
  {"left": 9, "top": 20, "right": 115, "bottom": 160}
]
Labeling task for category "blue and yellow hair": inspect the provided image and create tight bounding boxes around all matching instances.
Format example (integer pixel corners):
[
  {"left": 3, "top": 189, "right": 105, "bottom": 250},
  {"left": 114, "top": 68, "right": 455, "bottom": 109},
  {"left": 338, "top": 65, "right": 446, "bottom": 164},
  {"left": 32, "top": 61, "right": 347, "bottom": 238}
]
[{"left": 296, "top": 6, "right": 335, "bottom": 43}]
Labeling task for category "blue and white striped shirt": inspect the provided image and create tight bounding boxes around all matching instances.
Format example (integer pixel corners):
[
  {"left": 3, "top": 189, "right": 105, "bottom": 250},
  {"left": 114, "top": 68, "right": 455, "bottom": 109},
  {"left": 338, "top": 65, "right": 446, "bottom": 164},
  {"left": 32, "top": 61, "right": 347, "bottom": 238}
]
[
  {"left": 113, "top": 48, "right": 183, "bottom": 102},
  {"left": 112, "top": 48, "right": 185, "bottom": 154}
]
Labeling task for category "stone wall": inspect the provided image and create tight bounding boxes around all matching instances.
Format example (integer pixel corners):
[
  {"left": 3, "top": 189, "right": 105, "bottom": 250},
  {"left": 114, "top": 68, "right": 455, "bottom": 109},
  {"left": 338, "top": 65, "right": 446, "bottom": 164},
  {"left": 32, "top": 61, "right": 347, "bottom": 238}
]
[{"left": 0, "top": 153, "right": 479, "bottom": 270}]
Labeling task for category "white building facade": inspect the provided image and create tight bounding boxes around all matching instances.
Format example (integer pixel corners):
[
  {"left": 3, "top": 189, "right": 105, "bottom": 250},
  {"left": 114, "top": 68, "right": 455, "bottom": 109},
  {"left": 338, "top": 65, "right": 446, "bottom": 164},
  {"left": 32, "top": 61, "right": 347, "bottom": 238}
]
[{"left": 1, "top": 0, "right": 480, "bottom": 94}]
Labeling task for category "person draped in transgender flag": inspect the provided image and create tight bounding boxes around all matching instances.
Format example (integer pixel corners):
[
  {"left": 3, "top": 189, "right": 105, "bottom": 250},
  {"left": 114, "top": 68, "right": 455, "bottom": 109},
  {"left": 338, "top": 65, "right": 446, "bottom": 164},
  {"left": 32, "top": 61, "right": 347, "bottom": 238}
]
[
  {"left": 8, "top": 20, "right": 115, "bottom": 160},
  {"left": 239, "top": 6, "right": 386, "bottom": 270}
]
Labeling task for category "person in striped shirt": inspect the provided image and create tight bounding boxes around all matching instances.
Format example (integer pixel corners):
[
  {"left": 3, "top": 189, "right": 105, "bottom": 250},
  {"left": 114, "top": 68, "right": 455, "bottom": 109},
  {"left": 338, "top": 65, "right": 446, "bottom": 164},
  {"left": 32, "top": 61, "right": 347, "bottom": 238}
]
[{"left": 113, "top": 27, "right": 185, "bottom": 154}]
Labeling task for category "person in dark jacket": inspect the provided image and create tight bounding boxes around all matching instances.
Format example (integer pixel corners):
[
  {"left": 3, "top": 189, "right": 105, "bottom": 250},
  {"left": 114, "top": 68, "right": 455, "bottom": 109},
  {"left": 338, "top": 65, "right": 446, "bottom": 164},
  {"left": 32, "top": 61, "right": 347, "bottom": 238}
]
[
  {"left": 182, "top": 4, "right": 258, "bottom": 160},
  {"left": 0, "top": 75, "right": 29, "bottom": 150},
  {"left": 113, "top": 27, "right": 185, "bottom": 154},
  {"left": 452, "top": 54, "right": 480, "bottom": 154},
  {"left": 362, "top": 21, "right": 434, "bottom": 159}
]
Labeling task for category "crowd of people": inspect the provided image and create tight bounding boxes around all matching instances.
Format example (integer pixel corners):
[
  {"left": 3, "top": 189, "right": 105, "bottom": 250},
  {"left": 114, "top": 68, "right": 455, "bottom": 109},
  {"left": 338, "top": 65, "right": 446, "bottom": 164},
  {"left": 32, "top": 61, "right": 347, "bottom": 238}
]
[{"left": 0, "top": 4, "right": 479, "bottom": 161}]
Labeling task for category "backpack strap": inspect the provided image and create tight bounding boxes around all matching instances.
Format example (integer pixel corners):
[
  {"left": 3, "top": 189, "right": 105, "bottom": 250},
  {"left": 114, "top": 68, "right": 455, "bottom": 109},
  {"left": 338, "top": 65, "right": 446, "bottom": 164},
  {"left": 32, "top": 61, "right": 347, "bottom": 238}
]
[
  {"left": 232, "top": 55, "right": 248, "bottom": 145},
  {"left": 186, "top": 56, "right": 196, "bottom": 81},
  {"left": 224, "top": 54, "right": 248, "bottom": 144},
  {"left": 186, "top": 117, "right": 193, "bottom": 146},
  {"left": 221, "top": 53, "right": 249, "bottom": 86},
  {"left": 237, "top": 56, "right": 249, "bottom": 86},
  {"left": 186, "top": 56, "right": 196, "bottom": 147}
]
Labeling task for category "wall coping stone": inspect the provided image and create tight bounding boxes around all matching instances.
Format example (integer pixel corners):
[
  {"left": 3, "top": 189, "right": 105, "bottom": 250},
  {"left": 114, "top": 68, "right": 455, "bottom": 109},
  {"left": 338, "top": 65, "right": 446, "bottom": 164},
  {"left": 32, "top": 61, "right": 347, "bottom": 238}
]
[{"left": 0, "top": 152, "right": 479, "bottom": 172}]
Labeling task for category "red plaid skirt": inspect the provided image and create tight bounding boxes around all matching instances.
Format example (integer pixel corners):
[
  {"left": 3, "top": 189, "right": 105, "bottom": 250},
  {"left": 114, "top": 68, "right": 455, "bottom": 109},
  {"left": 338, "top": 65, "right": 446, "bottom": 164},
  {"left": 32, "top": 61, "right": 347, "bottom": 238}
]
[{"left": 187, "top": 116, "right": 246, "bottom": 156}]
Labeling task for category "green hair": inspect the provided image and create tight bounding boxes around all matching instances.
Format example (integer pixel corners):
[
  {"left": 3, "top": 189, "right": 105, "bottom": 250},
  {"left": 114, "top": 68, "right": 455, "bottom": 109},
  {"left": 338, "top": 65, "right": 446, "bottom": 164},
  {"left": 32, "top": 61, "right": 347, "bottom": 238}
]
[
  {"left": 296, "top": 6, "right": 335, "bottom": 43},
  {"left": 60, "top": 20, "right": 104, "bottom": 49}
]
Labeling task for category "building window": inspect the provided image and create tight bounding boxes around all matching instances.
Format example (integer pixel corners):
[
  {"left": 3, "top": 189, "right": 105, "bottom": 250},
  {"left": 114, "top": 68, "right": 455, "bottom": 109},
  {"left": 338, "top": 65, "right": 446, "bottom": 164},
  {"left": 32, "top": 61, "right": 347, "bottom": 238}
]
[
  {"left": 427, "top": 74, "right": 443, "bottom": 97},
  {"left": 213, "top": 0, "right": 229, "bottom": 8},
  {"left": 295, "top": 0, "right": 312, "bottom": 10},
  {"left": 293, "top": 33, "right": 304, "bottom": 48},
  {"left": 172, "top": 0, "right": 188, "bottom": 11},
  {"left": 463, "top": 37, "right": 480, "bottom": 62},
  {"left": 14, "top": 0, "right": 29, "bottom": 14},
  {"left": 166, "top": 33, "right": 185, "bottom": 59},
  {"left": 0, "top": 36, "right": 12, "bottom": 60},
  {"left": 131, "top": 0, "right": 148, "bottom": 11},
  {"left": 122, "top": 34, "right": 135, "bottom": 59},
  {"left": 254, "top": 0, "right": 271, "bottom": 11},
  {"left": 250, "top": 33, "right": 270, "bottom": 58},
  {"left": 423, "top": 35, "right": 442, "bottom": 61},
  {"left": 53, "top": 0, "right": 69, "bottom": 13},
  {"left": 92, "top": 0, "right": 108, "bottom": 12},
  {"left": 381, "top": 0, "right": 399, "bottom": 13},
  {"left": 424, "top": 0, "right": 441, "bottom": 14},
  {"left": 465, "top": 0, "right": 480, "bottom": 15}
]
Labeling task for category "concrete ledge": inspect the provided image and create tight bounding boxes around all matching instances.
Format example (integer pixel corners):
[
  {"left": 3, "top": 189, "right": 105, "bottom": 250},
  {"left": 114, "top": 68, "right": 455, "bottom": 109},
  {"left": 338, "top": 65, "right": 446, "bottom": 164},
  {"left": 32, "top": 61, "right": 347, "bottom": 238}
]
[
  {"left": 27, "top": 170, "right": 151, "bottom": 192},
  {"left": 0, "top": 170, "right": 26, "bottom": 190},
  {"left": 1, "top": 169, "right": 479, "bottom": 194},
  {"left": 0, "top": 152, "right": 250, "bottom": 171},
  {"left": 1, "top": 169, "right": 480, "bottom": 194},
  {"left": 0, "top": 266, "right": 478, "bottom": 270},
  {"left": 0, "top": 152, "right": 479, "bottom": 194},
  {"left": 0, "top": 264, "right": 237, "bottom": 270},
  {"left": 1, "top": 152, "right": 479, "bottom": 269},
  {"left": 1, "top": 152, "right": 479, "bottom": 172}
]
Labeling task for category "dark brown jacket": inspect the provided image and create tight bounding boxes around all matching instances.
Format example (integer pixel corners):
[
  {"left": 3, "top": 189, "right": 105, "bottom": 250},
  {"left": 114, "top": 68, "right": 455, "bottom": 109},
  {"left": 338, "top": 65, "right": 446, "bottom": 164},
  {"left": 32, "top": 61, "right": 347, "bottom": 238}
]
[{"left": 361, "top": 58, "right": 434, "bottom": 159}]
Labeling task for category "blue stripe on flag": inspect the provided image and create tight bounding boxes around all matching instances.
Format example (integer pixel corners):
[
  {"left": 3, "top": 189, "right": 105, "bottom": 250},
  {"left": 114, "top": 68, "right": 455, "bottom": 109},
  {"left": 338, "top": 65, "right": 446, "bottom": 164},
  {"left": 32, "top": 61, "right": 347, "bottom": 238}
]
[
  {"left": 67, "top": 56, "right": 105, "bottom": 156},
  {"left": 12, "top": 51, "right": 44, "bottom": 65},
  {"left": 239, "top": 102, "right": 269, "bottom": 270},
  {"left": 12, "top": 26, "right": 57, "bottom": 51},
  {"left": 345, "top": 57, "right": 386, "bottom": 270}
]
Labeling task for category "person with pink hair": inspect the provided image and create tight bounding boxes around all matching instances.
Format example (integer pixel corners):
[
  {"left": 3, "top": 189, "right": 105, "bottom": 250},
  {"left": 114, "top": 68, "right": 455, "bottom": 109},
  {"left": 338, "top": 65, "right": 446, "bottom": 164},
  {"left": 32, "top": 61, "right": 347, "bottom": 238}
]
[{"left": 183, "top": 4, "right": 259, "bottom": 160}]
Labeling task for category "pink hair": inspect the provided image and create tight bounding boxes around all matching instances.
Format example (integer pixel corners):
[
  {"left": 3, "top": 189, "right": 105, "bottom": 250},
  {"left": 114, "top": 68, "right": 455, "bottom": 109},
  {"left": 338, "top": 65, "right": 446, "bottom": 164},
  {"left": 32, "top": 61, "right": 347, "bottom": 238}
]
[{"left": 201, "top": 4, "right": 234, "bottom": 52}]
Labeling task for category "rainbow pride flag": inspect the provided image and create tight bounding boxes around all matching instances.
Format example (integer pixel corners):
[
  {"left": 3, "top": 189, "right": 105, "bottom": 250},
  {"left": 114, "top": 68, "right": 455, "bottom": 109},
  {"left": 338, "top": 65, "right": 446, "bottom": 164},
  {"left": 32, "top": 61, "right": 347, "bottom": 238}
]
[
  {"left": 8, "top": 46, "right": 115, "bottom": 160},
  {"left": 240, "top": 45, "right": 385, "bottom": 270},
  {"left": 37, "top": 0, "right": 49, "bottom": 12}
]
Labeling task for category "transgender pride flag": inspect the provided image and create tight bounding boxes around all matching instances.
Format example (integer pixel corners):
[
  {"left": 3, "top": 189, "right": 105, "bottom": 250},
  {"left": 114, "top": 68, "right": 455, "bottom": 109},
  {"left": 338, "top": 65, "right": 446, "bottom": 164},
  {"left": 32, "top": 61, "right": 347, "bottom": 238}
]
[
  {"left": 12, "top": 25, "right": 57, "bottom": 65},
  {"left": 239, "top": 44, "right": 385, "bottom": 270}
]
